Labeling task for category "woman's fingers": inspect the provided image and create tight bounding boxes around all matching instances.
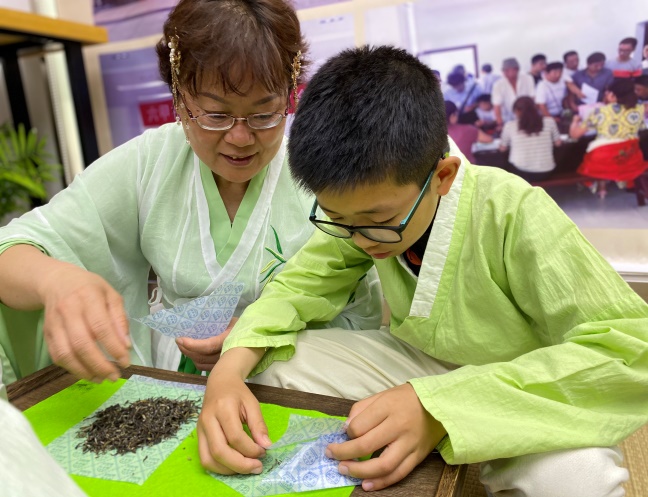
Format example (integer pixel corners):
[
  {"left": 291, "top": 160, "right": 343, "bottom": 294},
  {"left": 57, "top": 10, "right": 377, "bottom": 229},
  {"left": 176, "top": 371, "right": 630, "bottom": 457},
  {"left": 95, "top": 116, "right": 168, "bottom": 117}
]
[{"left": 83, "top": 290, "right": 130, "bottom": 370}]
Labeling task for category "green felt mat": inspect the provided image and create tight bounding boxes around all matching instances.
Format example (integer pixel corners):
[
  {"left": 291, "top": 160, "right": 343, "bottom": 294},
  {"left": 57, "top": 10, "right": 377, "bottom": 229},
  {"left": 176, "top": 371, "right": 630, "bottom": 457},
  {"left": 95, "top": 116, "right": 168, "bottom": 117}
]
[{"left": 23, "top": 379, "right": 354, "bottom": 497}]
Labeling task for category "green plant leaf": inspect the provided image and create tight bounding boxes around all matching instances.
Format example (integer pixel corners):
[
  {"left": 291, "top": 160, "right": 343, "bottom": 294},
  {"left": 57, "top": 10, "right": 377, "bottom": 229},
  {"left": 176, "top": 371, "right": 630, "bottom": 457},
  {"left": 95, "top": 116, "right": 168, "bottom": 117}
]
[
  {"left": 0, "top": 122, "right": 60, "bottom": 219},
  {"left": 259, "top": 262, "right": 283, "bottom": 283},
  {"left": 270, "top": 226, "right": 283, "bottom": 254},
  {"left": 260, "top": 259, "right": 277, "bottom": 274},
  {"left": 264, "top": 247, "right": 286, "bottom": 263},
  {"left": 0, "top": 171, "right": 47, "bottom": 198}
]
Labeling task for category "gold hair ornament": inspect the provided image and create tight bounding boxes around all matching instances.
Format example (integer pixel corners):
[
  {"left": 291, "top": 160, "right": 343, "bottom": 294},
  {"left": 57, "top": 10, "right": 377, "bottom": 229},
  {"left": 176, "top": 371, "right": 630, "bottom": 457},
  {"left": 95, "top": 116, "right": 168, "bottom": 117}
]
[
  {"left": 168, "top": 30, "right": 185, "bottom": 128},
  {"left": 292, "top": 50, "right": 302, "bottom": 107}
]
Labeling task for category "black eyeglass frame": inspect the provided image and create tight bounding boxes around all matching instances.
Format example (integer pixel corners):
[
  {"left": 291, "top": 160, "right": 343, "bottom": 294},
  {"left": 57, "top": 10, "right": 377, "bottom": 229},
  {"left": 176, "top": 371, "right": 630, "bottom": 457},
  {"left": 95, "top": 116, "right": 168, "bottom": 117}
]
[{"left": 309, "top": 148, "right": 450, "bottom": 244}]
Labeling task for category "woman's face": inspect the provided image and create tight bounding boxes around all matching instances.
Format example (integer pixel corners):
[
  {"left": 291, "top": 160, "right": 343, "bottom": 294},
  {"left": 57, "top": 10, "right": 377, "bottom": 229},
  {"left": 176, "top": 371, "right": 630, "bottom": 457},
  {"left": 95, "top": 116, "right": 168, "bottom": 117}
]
[{"left": 178, "top": 82, "right": 287, "bottom": 185}]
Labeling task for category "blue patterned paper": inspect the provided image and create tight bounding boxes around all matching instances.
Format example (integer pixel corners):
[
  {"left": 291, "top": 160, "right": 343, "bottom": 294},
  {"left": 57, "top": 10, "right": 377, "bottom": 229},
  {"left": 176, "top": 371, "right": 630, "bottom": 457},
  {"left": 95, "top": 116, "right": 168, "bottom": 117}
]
[
  {"left": 134, "top": 282, "right": 245, "bottom": 339},
  {"left": 211, "top": 414, "right": 360, "bottom": 496}
]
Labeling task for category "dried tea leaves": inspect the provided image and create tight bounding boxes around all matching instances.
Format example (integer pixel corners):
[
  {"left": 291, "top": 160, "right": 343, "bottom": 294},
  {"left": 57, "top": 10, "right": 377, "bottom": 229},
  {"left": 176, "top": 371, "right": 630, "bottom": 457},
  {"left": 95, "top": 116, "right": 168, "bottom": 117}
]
[{"left": 76, "top": 397, "right": 199, "bottom": 455}]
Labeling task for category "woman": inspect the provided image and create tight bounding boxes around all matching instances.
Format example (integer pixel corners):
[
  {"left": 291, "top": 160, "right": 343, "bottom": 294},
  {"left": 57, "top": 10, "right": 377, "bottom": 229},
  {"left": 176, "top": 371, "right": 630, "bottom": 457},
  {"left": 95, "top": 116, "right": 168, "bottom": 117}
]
[
  {"left": 444, "top": 100, "right": 492, "bottom": 163},
  {"left": 570, "top": 78, "right": 647, "bottom": 198},
  {"left": 500, "top": 96, "right": 562, "bottom": 182},
  {"left": 0, "top": 0, "right": 382, "bottom": 384}
]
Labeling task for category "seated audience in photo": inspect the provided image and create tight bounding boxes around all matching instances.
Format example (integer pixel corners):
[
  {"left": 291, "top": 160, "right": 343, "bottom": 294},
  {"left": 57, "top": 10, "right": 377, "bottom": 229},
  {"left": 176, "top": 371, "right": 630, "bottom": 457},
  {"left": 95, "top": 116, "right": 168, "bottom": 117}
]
[
  {"left": 563, "top": 50, "right": 580, "bottom": 78},
  {"left": 432, "top": 69, "right": 442, "bottom": 83},
  {"left": 451, "top": 64, "right": 475, "bottom": 85},
  {"left": 535, "top": 61, "right": 566, "bottom": 119},
  {"left": 492, "top": 58, "right": 536, "bottom": 126},
  {"left": 444, "top": 100, "right": 492, "bottom": 163},
  {"left": 474, "top": 94, "right": 497, "bottom": 131},
  {"left": 443, "top": 72, "right": 482, "bottom": 117},
  {"left": 479, "top": 63, "right": 500, "bottom": 94},
  {"left": 529, "top": 53, "right": 547, "bottom": 85},
  {"left": 500, "top": 96, "right": 561, "bottom": 182},
  {"left": 606, "top": 37, "right": 642, "bottom": 78},
  {"left": 572, "top": 52, "right": 614, "bottom": 103},
  {"left": 570, "top": 78, "right": 647, "bottom": 198}
]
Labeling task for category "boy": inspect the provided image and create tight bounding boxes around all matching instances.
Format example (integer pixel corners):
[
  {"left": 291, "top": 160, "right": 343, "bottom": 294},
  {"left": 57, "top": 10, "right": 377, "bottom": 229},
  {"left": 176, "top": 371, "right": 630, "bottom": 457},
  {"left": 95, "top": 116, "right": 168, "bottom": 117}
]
[
  {"left": 197, "top": 47, "right": 647, "bottom": 496},
  {"left": 474, "top": 94, "right": 497, "bottom": 132}
]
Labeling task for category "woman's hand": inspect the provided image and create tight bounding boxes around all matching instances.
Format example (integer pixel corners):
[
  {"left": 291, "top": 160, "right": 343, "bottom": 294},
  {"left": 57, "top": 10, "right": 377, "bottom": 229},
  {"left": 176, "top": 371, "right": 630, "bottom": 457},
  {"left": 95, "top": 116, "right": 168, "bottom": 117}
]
[
  {"left": 198, "top": 370, "right": 271, "bottom": 475},
  {"left": 326, "top": 383, "right": 446, "bottom": 492},
  {"left": 39, "top": 264, "right": 131, "bottom": 382},
  {"left": 176, "top": 317, "right": 238, "bottom": 370}
]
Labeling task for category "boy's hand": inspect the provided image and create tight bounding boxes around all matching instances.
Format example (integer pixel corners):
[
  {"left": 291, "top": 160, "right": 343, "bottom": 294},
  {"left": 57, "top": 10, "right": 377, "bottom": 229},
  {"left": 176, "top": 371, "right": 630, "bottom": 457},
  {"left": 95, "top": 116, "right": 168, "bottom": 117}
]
[
  {"left": 326, "top": 383, "right": 446, "bottom": 492},
  {"left": 176, "top": 317, "right": 238, "bottom": 370},
  {"left": 198, "top": 371, "right": 271, "bottom": 475}
]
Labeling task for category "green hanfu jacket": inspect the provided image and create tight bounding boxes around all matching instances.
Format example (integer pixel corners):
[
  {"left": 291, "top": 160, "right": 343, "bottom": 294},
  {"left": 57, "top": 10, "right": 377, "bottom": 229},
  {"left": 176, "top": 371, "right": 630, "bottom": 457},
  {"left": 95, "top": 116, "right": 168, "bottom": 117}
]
[{"left": 223, "top": 151, "right": 648, "bottom": 465}]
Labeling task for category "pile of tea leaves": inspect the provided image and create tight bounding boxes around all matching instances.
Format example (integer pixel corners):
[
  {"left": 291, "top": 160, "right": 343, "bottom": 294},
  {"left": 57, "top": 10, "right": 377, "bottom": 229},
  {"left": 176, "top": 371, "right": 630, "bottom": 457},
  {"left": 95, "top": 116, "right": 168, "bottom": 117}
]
[{"left": 76, "top": 397, "right": 200, "bottom": 455}]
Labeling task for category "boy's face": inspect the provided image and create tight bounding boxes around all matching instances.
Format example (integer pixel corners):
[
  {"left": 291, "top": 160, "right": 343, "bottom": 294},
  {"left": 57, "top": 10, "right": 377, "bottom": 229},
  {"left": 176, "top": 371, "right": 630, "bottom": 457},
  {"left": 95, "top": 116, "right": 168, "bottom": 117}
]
[
  {"left": 315, "top": 157, "right": 460, "bottom": 259},
  {"left": 478, "top": 101, "right": 492, "bottom": 111},
  {"left": 545, "top": 69, "right": 562, "bottom": 83}
]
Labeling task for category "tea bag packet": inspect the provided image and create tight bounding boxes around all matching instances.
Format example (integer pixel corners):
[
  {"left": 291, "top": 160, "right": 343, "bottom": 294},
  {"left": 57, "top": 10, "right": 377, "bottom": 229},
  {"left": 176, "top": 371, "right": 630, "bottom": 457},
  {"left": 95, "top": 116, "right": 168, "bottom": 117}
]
[
  {"left": 211, "top": 414, "right": 361, "bottom": 496},
  {"left": 134, "top": 282, "right": 245, "bottom": 339}
]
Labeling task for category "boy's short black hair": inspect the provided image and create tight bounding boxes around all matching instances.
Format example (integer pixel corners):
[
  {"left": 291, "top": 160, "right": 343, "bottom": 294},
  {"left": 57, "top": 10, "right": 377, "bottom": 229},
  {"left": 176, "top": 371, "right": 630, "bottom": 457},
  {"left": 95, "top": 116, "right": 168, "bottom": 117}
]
[
  {"left": 546, "top": 61, "right": 564, "bottom": 72},
  {"left": 288, "top": 45, "right": 448, "bottom": 194},
  {"left": 476, "top": 93, "right": 492, "bottom": 103},
  {"left": 481, "top": 63, "right": 493, "bottom": 73},
  {"left": 531, "top": 53, "right": 547, "bottom": 65}
]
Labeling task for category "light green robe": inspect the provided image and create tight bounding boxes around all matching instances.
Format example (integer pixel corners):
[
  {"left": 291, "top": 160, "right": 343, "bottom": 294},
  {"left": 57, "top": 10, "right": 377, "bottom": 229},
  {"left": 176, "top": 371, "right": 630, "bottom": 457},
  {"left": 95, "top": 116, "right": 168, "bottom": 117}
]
[
  {"left": 223, "top": 158, "right": 648, "bottom": 465},
  {"left": 0, "top": 123, "right": 382, "bottom": 383}
]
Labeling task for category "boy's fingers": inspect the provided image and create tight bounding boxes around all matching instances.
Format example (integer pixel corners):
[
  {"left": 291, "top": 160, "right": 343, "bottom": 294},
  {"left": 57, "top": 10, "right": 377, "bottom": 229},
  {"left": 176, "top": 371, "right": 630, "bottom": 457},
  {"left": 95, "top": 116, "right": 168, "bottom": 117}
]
[
  {"left": 346, "top": 402, "right": 388, "bottom": 440},
  {"left": 219, "top": 405, "right": 266, "bottom": 459},
  {"left": 244, "top": 404, "right": 272, "bottom": 449},
  {"left": 347, "top": 393, "right": 380, "bottom": 421},
  {"left": 352, "top": 451, "right": 420, "bottom": 491},
  {"left": 198, "top": 422, "right": 262, "bottom": 475},
  {"left": 328, "top": 423, "right": 392, "bottom": 461}
]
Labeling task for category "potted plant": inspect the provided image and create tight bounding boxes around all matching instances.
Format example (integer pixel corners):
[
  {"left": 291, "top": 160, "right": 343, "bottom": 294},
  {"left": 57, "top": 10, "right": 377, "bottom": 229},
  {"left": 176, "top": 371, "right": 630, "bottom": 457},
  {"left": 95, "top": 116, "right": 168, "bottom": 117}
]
[{"left": 0, "top": 123, "right": 59, "bottom": 224}]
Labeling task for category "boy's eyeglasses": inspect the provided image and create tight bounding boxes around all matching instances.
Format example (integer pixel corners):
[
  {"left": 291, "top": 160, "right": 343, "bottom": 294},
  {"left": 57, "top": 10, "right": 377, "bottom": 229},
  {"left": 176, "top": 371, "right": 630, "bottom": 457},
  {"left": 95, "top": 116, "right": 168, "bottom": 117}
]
[
  {"left": 179, "top": 93, "right": 287, "bottom": 131},
  {"left": 309, "top": 150, "right": 449, "bottom": 244}
]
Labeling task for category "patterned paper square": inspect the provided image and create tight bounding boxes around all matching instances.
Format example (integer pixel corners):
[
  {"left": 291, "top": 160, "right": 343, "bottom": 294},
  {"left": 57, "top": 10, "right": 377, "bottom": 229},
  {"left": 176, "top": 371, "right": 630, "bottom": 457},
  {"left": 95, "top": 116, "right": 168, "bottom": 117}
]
[
  {"left": 134, "top": 282, "right": 245, "bottom": 339},
  {"left": 47, "top": 375, "right": 204, "bottom": 485},
  {"left": 210, "top": 414, "right": 360, "bottom": 496}
]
